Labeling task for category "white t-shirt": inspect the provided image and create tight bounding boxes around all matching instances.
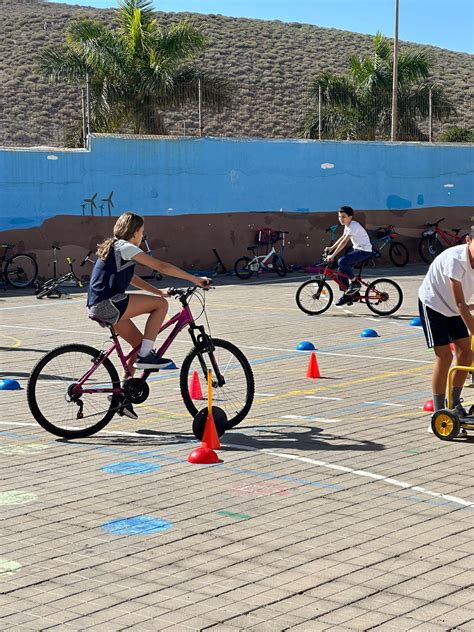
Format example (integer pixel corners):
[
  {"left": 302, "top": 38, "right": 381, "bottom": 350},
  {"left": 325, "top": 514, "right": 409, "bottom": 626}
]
[
  {"left": 115, "top": 239, "right": 142, "bottom": 261},
  {"left": 418, "top": 244, "right": 474, "bottom": 317},
  {"left": 343, "top": 220, "right": 372, "bottom": 252}
]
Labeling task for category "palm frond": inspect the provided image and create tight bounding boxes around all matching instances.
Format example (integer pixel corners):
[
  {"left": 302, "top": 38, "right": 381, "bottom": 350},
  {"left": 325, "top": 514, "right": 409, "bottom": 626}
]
[
  {"left": 36, "top": 46, "right": 89, "bottom": 82},
  {"left": 397, "top": 49, "right": 431, "bottom": 85},
  {"left": 116, "top": 0, "right": 156, "bottom": 33}
]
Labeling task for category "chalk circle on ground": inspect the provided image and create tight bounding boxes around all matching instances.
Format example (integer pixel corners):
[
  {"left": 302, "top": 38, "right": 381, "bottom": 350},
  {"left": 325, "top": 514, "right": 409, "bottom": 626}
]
[
  {"left": 0, "top": 490, "right": 38, "bottom": 506},
  {"left": 101, "top": 461, "right": 161, "bottom": 475},
  {"left": 0, "top": 559, "right": 21, "bottom": 575},
  {"left": 101, "top": 516, "right": 172, "bottom": 536}
]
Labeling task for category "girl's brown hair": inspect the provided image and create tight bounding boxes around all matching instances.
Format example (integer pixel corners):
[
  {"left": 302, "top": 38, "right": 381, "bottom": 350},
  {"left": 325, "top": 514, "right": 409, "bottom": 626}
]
[{"left": 96, "top": 212, "right": 144, "bottom": 260}]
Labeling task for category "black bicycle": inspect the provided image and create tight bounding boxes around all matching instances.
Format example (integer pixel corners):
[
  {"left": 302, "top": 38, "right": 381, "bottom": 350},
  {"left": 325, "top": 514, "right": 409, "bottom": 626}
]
[
  {"left": 0, "top": 243, "right": 38, "bottom": 288},
  {"left": 35, "top": 246, "right": 84, "bottom": 299}
]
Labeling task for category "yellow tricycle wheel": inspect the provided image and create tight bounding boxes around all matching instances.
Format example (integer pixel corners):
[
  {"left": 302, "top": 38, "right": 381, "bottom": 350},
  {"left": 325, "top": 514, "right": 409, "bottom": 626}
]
[{"left": 431, "top": 409, "right": 460, "bottom": 441}]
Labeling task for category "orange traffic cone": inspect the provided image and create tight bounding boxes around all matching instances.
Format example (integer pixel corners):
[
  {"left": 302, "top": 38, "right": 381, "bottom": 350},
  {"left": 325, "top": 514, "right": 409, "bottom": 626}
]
[
  {"left": 306, "top": 352, "right": 321, "bottom": 379},
  {"left": 202, "top": 410, "right": 221, "bottom": 451},
  {"left": 202, "top": 368, "right": 220, "bottom": 449},
  {"left": 189, "top": 371, "right": 204, "bottom": 400},
  {"left": 187, "top": 369, "right": 221, "bottom": 464}
]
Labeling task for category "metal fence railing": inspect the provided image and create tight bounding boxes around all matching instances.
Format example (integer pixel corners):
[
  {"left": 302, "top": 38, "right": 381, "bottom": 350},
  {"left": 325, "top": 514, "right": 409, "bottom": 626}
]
[{"left": 0, "top": 79, "right": 472, "bottom": 148}]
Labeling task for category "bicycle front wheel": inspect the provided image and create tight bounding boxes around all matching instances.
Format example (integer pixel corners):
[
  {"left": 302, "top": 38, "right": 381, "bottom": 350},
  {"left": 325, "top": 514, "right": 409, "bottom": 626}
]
[
  {"left": 365, "top": 279, "right": 403, "bottom": 316},
  {"left": 27, "top": 344, "right": 120, "bottom": 439},
  {"left": 389, "top": 242, "right": 409, "bottom": 267},
  {"left": 234, "top": 256, "right": 253, "bottom": 280},
  {"left": 180, "top": 338, "right": 255, "bottom": 429},
  {"left": 296, "top": 279, "right": 333, "bottom": 315},
  {"left": 5, "top": 254, "right": 38, "bottom": 288},
  {"left": 418, "top": 236, "right": 442, "bottom": 264},
  {"left": 273, "top": 254, "right": 287, "bottom": 277}
]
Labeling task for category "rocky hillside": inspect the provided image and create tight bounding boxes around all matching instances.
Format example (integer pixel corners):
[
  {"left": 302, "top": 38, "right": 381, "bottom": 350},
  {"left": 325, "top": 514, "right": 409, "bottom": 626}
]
[{"left": 0, "top": 0, "right": 472, "bottom": 146}]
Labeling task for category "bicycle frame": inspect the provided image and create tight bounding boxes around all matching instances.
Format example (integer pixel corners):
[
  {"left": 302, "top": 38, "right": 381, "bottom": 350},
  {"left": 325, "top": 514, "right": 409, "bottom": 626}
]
[
  {"left": 434, "top": 226, "right": 461, "bottom": 247},
  {"left": 311, "top": 261, "right": 361, "bottom": 289},
  {"left": 74, "top": 300, "right": 208, "bottom": 396},
  {"left": 250, "top": 246, "right": 277, "bottom": 270}
]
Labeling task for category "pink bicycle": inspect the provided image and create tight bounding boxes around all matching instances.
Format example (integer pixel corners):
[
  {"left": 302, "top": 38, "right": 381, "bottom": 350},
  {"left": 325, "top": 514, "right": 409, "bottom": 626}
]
[{"left": 27, "top": 287, "right": 254, "bottom": 439}]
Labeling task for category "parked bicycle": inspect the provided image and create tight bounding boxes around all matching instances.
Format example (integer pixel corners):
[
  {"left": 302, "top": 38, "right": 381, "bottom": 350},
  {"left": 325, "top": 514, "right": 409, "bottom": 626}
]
[
  {"left": 27, "top": 287, "right": 255, "bottom": 439},
  {"left": 418, "top": 217, "right": 469, "bottom": 264},
  {"left": 35, "top": 246, "right": 84, "bottom": 299},
  {"left": 372, "top": 225, "right": 409, "bottom": 267},
  {"left": 234, "top": 230, "right": 288, "bottom": 279},
  {"left": 141, "top": 235, "right": 163, "bottom": 281},
  {"left": 296, "top": 251, "right": 403, "bottom": 316},
  {"left": 0, "top": 243, "right": 38, "bottom": 288}
]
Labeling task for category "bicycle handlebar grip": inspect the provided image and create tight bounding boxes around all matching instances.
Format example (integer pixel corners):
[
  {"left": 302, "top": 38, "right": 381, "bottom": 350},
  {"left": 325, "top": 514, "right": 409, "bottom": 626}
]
[{"left": 80, "top": 251, "right": 93, "bottom": 267}]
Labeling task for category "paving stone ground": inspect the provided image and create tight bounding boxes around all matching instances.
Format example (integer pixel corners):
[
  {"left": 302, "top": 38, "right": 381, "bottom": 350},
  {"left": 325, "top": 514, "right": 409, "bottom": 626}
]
[{"left": 1, "top": 266, "right": 473, "bottom": 631}]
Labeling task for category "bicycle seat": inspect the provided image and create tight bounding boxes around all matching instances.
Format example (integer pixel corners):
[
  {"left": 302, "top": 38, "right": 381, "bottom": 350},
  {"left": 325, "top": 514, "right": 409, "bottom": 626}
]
[
  {"left": 353, "top": 253, "right": 376, "bottom": 272},
  {"left": 88, "top": 314, "right": 113, "bottom": 329},
  {"left": 247, "top": 245, "right": 259, "bottom": 252},
  {"left": 451, "top": 228, "right": 461, "bottom": 234},
  {"left": 1, "top": 243, "right": 14, "bottom": 248}
]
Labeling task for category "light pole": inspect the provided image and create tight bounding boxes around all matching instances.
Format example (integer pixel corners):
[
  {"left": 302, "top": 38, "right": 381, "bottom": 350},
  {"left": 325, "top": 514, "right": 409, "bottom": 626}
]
[{"left": 391, "top": 0, "right": 399, "bottom": 141}]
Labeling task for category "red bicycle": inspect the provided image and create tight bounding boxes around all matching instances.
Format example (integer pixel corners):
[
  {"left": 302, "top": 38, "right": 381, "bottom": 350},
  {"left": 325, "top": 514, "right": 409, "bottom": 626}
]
[
  {"left": 296, "top": 252, "right": 403, "bottom": 316},
  {"left": 418, "top": 217, "right": 469, "bottom": 263},
  {"left": 27, "top": 287, "right": 254, "bottom": 439}
]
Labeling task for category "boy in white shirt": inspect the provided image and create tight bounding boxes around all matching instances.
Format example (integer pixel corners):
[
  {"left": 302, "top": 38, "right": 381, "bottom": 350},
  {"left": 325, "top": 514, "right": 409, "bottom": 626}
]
[
  {"left": 418, "top": 228, "right": 474, "bottom": 419},
  {"left": 326, "top": 206, "right": 373, "bottom": 306}
]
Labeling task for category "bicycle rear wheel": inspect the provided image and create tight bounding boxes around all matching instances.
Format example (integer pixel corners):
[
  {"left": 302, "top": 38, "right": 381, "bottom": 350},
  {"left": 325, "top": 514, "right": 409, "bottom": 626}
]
[
  {"left": 296, "top": 279, "right": 333, "bottom": 315},
  {"left": 418, "top": 236, "right": 442, "bottom": 264},
  {"left": 388, "top": 242, "right": 409, "bottom": 267},
  {"left": 364, "top": 279, "right": 403, "bottom": 316},
  {"left": 234, "top": 256, "right": 253, "bottom": 279},
  {"left": 5, "top": 254, "right": 38, "bottom": 288},
  {"left": 27, "top": 344, "right": 120, "bottom": 439},
  {"left": 180, "top": 338, "right": 254, "bottom": 429}
]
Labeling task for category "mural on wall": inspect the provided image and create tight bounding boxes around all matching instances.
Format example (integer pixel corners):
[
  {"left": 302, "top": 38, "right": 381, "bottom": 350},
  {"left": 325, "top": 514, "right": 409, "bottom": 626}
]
[{"left": 0, "top": 135, "right": 471, "bottom": 273}]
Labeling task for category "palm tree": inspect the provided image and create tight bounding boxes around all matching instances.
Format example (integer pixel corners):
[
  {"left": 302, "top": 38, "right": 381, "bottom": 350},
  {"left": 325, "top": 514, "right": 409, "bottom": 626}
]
[
  {"left": 300, "top": 32, "right": 455, "bottom": 141},
  {"left": 37, "top": 0, "right": 230, "bottom": 140}
]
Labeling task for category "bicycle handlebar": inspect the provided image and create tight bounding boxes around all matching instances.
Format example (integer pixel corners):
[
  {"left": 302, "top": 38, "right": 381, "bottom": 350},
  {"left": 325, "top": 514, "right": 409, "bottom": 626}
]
[
  {"left": 325, "top": 225, "right": 339, "bottom": 232},
  {"left": 168, "top": 285, "right": 213, "bottom": 304},
  {"left": 426, "top": 217, "right": 445, "bottom": 227},
  {"left": 80, "top": 251, "right": 93, "bottom": 267}
]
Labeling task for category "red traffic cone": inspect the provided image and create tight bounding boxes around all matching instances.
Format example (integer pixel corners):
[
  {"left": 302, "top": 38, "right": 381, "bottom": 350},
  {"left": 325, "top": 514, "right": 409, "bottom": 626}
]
[
  {"left": 187, "top": 446, "right": 219, "bottom": 464},
  {"left": 423, "top": 399, "right": 434, "bottom": 412},
  {"left": 189, "top": 371, "right": 204, "bottom": 400},
  {"left": 306, "top": 352, "right": 321, "bottom": 379}
]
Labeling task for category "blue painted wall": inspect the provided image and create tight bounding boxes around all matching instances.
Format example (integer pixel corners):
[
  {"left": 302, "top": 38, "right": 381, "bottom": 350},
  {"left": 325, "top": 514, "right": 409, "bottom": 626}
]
[{"left": 0, "top": 135, "right": 472, "bottom": 231}]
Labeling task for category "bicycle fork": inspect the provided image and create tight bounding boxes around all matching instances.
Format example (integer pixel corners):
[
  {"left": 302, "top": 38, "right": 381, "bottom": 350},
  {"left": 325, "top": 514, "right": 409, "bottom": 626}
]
[{"left": 188, "top": 326, "right": 225, "bottom": 387}]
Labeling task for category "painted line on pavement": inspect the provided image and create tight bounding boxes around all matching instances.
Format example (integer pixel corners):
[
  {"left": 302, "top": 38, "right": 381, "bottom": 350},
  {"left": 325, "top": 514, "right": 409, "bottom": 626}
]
[
  {"left": 282, "top": 415, "right": 340, "bottom": 423},
  {"left": 4, "top": 421, "right": 470, "bottom": 509},
  {"left": 229, "top": 444, "right": 474, "bottom": 509},
  {"left": 0, "top": 299, "right": 84, "bottom": 311}
]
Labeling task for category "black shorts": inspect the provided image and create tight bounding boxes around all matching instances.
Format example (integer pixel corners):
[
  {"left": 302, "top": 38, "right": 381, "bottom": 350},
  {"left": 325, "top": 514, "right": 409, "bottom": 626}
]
[
  {"left": 113, "top": 295, "right": 129, "bottom": 322},
  {"left": 418, "top": 299, "right": 469, "bottom": 348}
]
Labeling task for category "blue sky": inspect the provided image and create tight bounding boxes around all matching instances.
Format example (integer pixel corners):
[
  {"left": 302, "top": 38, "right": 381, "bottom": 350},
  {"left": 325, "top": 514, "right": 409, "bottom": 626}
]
[{"left": 47, "top": 0, "right": 473, "bottom": 53}]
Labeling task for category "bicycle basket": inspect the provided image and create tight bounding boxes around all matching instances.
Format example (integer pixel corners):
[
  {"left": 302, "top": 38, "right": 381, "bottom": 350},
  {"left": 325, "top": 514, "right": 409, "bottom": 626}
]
[{"left": 257, "top": 228, "right": 281, "bottom": 244}]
